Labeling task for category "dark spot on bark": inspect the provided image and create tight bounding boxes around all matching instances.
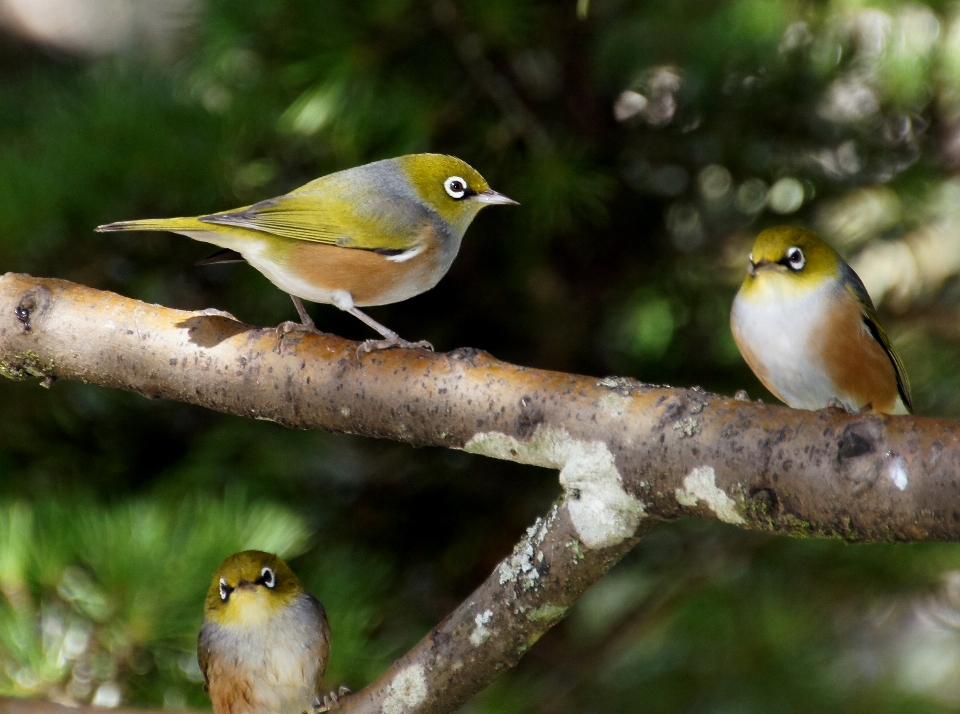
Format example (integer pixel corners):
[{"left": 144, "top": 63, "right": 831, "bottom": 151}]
[
  {"left": 14, "top": 303, "right": 31, "bottom": 331},
  {"left": 750, "top": 487, "right": 778, "bottom": 512},
  {"left": 14, "top": 286, "right": 51, "bottom": 332},
  {"left": 657, "top": 397, "right": 685, "bottom": 426},
  {"left": 836, "top": 420, "right": 885, "bottom": 488},
  {"left": 432, "top": 630, "right": 453, "bottom": 649},
  {"left": 447, "top": 346, "right": 491, "bottom": 366},
  {"left": 838, "top": 426, "right": 876, "bottom": 460},
  {"left": 516, "top": 399, "right": 544, "bottom": 439}
]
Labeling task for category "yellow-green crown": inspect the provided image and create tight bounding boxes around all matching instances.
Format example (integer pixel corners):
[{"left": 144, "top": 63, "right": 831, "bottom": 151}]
[
  {"left": 749, "top": 226, "right": 842, "bottom": 281},
  {"left": 395, "top": 154, "right": 492, "bottom": 228}
]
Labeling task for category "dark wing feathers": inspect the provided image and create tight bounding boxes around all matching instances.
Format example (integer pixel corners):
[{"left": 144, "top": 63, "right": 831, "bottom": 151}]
[
  {"left": 841, "top": 262, "right": 913, "bottom": 412},
  {"left": 196, "top": 627, "right": 211, "bottom": 693}
]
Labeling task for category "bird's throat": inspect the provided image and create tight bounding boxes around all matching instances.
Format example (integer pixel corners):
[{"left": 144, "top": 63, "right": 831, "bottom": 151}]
[{"left": 218, "top": 589, "right": 289, "bottom": 628}]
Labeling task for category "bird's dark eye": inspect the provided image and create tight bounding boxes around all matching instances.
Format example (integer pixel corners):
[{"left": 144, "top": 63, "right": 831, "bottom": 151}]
[
  {"left": 219, "top": 577, "right": 233, "bottom": 602},
  {"left": 257, "top": 567, "right": 276, "bottom": 588},
  {"left": 785, "top": 247, "right": 805, "bottom": 271},
  {"left": 443, "top": 176, "right": 467, "bottom": 199}
]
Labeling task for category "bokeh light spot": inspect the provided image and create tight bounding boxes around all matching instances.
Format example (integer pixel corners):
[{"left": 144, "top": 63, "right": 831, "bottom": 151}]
[{"left": 768, "top": 177, "right": 805, "bottom": 214}]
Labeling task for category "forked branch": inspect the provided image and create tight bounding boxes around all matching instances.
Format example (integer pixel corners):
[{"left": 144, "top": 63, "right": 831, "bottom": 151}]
[{"left": 2, "top": 272, "right": 960, "bottom": 713}]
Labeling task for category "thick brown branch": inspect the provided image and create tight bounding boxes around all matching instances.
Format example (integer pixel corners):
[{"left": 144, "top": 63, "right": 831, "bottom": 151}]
[
  {"left": 2, "top": 272, "right": 959, "bottom": 545},
  {"left": 3, "top": 272, "right": 960, "bottom": 714}
]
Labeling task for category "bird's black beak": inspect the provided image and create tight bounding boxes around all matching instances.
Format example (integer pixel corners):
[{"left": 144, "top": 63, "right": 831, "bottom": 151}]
[
  {"left": 236, "top": 579, "right": 255, "bottom": 590},
  {"left": 474, "top": 189, "right": 519, "bottom": 206}
]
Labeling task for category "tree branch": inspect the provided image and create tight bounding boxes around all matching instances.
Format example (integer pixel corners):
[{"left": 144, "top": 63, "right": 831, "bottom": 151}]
[
  {"left": 2, "top": 272, "right": 957, "bottom": 543},
  {"left": 336, "top": 499, "right": 649, "bottom": 714},
  {"left": 2, "top": 271, "right": 960, "bottom": 712}
]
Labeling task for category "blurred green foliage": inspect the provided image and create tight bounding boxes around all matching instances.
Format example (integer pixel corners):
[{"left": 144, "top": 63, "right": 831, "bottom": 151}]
[
  {"left": 0, "top": 495, "right": 393, "bottom": 707},
  {"left": 3, "top": 0, "right": 960, "bottom": 711}
]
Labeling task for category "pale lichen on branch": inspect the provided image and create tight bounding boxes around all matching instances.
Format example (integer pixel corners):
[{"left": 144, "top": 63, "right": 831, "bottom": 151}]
[{"left": 4, "top": 271, "right": 960, "bottom": 714}]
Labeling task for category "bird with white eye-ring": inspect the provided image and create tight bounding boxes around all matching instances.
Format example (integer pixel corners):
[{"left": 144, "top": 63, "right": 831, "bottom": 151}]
[
  {"left": 198, "top": 551, "right": 350, "bottom": 714},
  {"left": 731, "top": 226, "right": 911, "bottom": 415},
  {"left": 97, "top": 154, "right": 517, "bottom": 352}
]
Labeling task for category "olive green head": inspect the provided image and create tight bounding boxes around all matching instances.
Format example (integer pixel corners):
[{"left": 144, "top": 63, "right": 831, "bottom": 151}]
[
  {"left": 203, "top": 550, "right": 305, "bottom": 627},
  {"left": 741, "top": 226, "right": 843, "bottom": 298},
  {"left": 395, "top": 154, "right": 517, "bottom": 233}
]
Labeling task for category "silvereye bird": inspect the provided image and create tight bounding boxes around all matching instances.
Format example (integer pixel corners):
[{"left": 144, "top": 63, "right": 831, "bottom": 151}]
[
  {"left": 730, "top": 226, "right": 912, "bottom": 415},
  {"left": 97, "top": 154, "right": 517, "bottom": 351},
  {"left": 198, "top": 551, "right": 332, "bottom": 714}
]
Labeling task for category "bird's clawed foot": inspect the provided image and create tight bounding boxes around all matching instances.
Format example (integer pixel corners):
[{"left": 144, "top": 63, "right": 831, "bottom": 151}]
[
  {"left": 275, "top": 320, "right": 323, "bottom": 340},
  {"left": 357, "top": 335, "right": 434, "bottom": 356},
  {"left": 315, "top": 686, "right": 352, "bottom": 712}
]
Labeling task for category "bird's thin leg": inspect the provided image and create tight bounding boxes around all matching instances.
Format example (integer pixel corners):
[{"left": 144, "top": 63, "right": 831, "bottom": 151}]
[
  {"left": 329, "top": 291, "right": 432, "bottom": 353},
  {"left": 276, "top": 295, "right": 321, "bottom": 338},
  {"left": 345, "top": 306, "right": 433, "bottom": 353},
  {"left": 290, "top": 295, "right": 317, "bottom": 330}
]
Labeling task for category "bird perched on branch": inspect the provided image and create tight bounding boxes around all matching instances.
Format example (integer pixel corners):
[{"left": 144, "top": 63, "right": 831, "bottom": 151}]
[
  {"left": 97, "top": 154, "right": 516, "bottom": 351},
  {"left": 198, "top": 550, "right": 342, "bottom": 714},
  {"left": 730, "top": 226, "right": 912, "bottom": 415}
]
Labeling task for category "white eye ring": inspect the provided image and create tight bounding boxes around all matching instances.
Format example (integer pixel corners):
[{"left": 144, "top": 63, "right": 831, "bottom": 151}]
[
  {"left": 219, "top": 577, "right": 230, "bottom": 601},
  {"left": 785, "top": 246, "right": 805, "bottom": 271},
  {"left": 260, "top": 567, "right": 276, "bottom": 588},
  {"left": 444, "top": 176, "right": 467, "bottom": 199}
]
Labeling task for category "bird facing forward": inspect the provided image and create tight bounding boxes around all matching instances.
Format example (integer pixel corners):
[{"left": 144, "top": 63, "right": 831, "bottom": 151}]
[
  {"left": 97, "top": 154, "right": 517, "bottom": 351},
  {"left": 730, "top": 226, "right": 911, "bottom": 415},
  {"left": 198, "top": 551, "right": 331, "bottom": 714}
]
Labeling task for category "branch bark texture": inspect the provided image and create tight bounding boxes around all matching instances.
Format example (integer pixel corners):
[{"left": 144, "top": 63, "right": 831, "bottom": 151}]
[
  {"left": 3, "top": 272, "right": 960, "bottom": 712},
  {"left": 2, "top": 272, "right": 958, "bottom": 545},
  {"left": 336, "top": 500, "right": 649, "bottom": 714}
]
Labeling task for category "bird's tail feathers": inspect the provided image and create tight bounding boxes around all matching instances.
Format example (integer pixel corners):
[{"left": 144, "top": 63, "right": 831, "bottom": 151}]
[{"left": 95, "top": 217, "right": 207, "bottom": 233}]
